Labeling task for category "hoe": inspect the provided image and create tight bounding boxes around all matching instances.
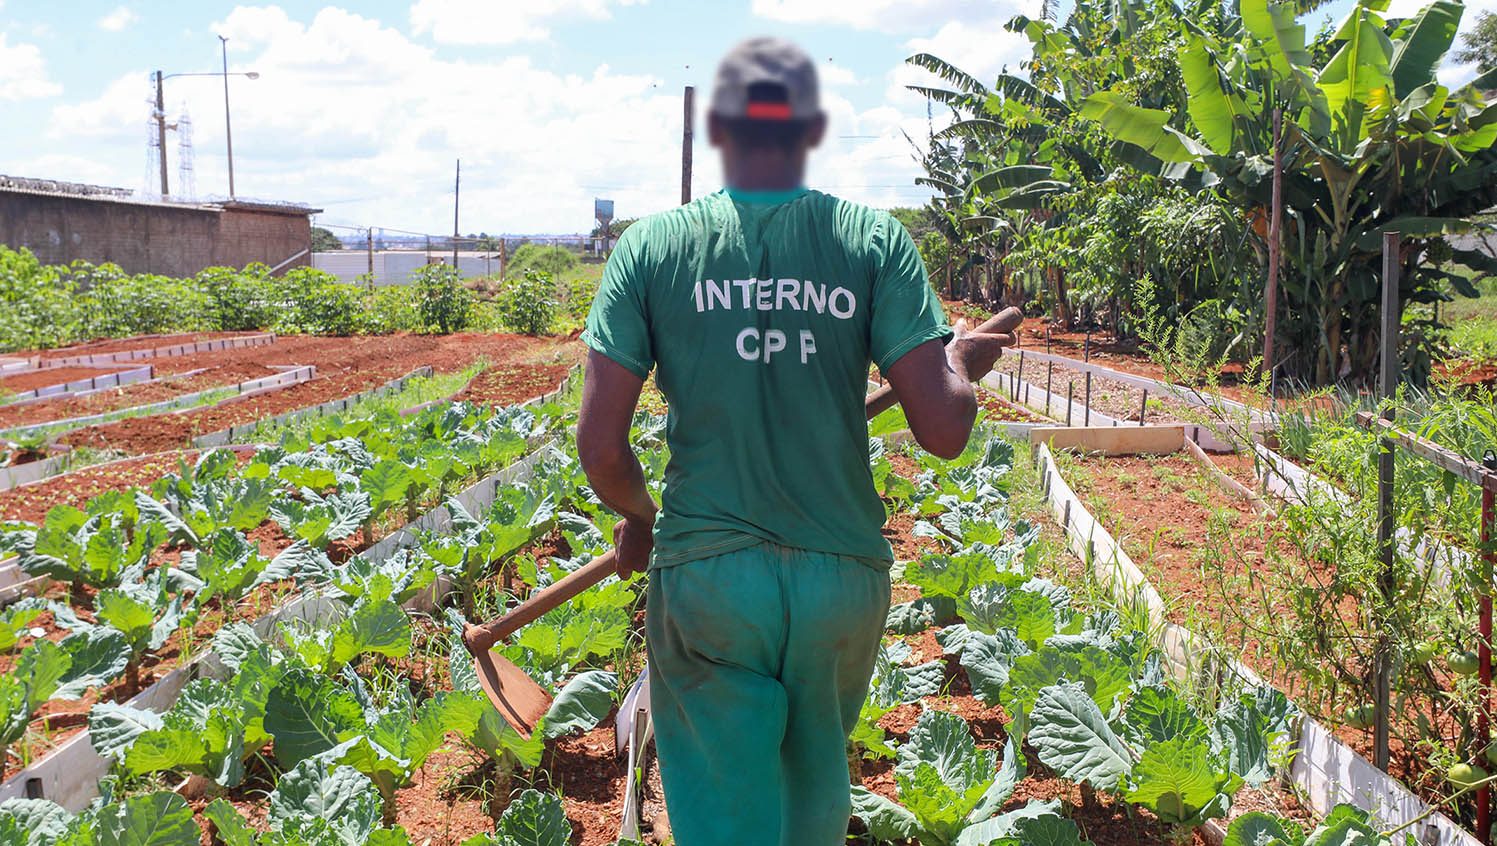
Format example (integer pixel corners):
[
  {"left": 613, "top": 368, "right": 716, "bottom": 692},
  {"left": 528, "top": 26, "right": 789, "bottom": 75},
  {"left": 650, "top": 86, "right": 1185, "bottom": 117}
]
[{"left": 462, "top": 307, "right": 1024, "bottom": 736}]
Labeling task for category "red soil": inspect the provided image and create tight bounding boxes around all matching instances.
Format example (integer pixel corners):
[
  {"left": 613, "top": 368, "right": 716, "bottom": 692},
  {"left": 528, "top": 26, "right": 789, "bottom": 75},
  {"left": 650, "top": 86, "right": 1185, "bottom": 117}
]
[
  {"left": 16, "top": 332, "right": 265, "bottom": 361},
  {"left": 58, "top": 334, "right": 571, "bottom": 454},
  {"left": 1, "top": 367, "right": 127, "bottom": 394},
  {"left": 457, "top": 363, "right": 574, "bottom": 409},
  {"left": 0, "top": 449, "right": 255, "bottom": 524}
]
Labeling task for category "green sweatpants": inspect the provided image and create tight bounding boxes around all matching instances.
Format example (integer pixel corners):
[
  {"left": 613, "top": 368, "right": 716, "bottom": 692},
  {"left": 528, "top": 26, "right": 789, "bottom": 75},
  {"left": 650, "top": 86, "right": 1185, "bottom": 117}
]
[{"left": 646, "top": 542, "right": 890, "bottom": 846}]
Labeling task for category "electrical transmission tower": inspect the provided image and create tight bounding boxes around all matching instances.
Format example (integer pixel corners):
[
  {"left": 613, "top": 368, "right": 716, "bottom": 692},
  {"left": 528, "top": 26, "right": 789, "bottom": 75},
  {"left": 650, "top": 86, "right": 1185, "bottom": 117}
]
[{"left": 176, "top": 106, "right": 195, "bottom": 199}]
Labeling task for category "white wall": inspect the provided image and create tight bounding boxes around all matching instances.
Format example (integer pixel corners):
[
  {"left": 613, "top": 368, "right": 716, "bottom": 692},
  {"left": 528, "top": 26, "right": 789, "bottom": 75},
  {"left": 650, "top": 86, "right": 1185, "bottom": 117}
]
[{"left": 311, "top": 250, "right": 503, "bottom": 287}]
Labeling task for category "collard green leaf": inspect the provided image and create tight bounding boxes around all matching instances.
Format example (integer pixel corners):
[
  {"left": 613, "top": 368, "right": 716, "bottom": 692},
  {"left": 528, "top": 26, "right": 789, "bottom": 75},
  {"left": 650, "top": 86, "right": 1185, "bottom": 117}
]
[
  {"left": 967, "top": 737, "right": 1025, "bottom": 822},
  {"left": 93, "top": 791, "right": 199, "bottom": 846},
  {"left": 268, "top": 758, "right": 380, "bottom": 844},
  {"left": 542, "top": 671, "right": 617, "bottom": 740},
  {"left": 1124, "top": 736, "right": 1238, "bottom": 826},
  {"left": 89, "top": 704, "right": 164, "bottom": 761},
  {"left": 850, "top": 785, "right": 920, "bottom": 841},
  {"left": 1223, "top": 810, "right": 1305, "bottom": 846},
  {"left": 0, "top": 798, "right": 71, "bottom": 846},
  {"left": 493, "top": 790, "right": 570, "bottom": 846},
  {"left": 15, "top": 639, "right": 69, "bottom": 708},
  {"left": 1028, "top": 683, "right": 1133, "bottom": 791},
  {"left": 202, "top": 799, "right": 255, "bottom": 846},
  {"left": 264, "top": 667, "right": 363, "bottom": 767},
  {"left": 328, "top": 599, "right": 411, "bottom": 669},
  {"left": 955, "top": 628, "right": 1027, "bottom": 704},
  {"left": 1122, "top": 686, "right": 1209, "bottom": 748}
]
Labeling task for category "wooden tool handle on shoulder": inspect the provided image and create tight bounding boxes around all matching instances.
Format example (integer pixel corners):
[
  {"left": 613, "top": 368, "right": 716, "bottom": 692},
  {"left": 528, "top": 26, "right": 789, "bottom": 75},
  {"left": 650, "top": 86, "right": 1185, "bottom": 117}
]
[
  {"left": 865, "top": 307, "right": 1024, "bottom": 420},
  {"left": 463, "top": 550, "right": 618, "bottom": 652}
]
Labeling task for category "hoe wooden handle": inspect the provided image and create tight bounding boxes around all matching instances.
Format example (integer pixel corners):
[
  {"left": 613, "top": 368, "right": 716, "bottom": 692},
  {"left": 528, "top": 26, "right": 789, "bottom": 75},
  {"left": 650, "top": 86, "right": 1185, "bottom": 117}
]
[
  {"left": 865, "top": 307, "right": 1024, "bottom": 420},
  {"left": 463, "top": 549, "right": 619, "bottom": 652}
]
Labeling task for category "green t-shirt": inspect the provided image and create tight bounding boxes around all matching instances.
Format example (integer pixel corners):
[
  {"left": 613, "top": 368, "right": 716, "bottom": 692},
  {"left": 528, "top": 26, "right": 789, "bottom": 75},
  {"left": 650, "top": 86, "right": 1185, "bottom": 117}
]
[{"left": 582, "top": 187, "right": 950, "bottom": 568}]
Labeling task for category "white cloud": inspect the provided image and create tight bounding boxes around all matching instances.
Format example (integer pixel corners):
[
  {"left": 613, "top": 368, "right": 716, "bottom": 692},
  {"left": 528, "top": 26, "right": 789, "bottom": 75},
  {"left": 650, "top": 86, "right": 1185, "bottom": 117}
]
[
  {"left": 752, "top": 0, "right": 989, "bottom": 32},
  {"left": 97, "top": 6, "right": 138, "bottom": 31},
  {"left": 36, "top": 3, "right": 1052, "bottom": 232},
  {"left": 892, "top": 11, "right": 1035, "bottom": 98},
  {"left": 409, "top": 0, "right": 647, "bottom": 45},
  {"left": 0, "top": 34, "right": 61, "bottom": 101},
  {"left": 50, "top": 6, "right": 689, "bottom": 232}
]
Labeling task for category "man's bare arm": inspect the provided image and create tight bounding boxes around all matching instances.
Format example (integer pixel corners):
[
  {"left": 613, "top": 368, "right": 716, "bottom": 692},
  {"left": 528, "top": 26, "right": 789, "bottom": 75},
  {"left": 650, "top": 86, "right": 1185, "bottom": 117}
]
[
  {"left": 576, "top": 350, "right": 658, "bottom": 575},
  {"left": 883, "top": 319, "right": 1017, "bottom": 458}
]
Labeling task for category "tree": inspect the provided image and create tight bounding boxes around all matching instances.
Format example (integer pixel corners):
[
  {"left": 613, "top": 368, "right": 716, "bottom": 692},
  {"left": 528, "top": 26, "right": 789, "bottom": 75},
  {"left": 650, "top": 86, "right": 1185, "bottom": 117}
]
[
  {"left": 1080, "top": 0, "right": 1497, "bottom": 384},
  {"left": 1456, "top": 10, "right": 1497, "bottom": 70},
  {"left": 310, "top": 227, "right": 342, "bottom": 252}
]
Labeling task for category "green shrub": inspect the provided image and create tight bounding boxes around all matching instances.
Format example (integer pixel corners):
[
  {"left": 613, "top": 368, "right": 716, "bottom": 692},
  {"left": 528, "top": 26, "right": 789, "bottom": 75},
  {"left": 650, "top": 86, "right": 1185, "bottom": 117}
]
[
  {"left": 198, "top": 264, "right": 278, "bottom": 331},
  {"left": 71, "top": 262, "right": 214, "bottom": 339},
  {"left": 0, "top": 246, "right": 76, "bottom": 351},
  {"left": 505, "top": 244, "right": 578, "bottom": 279},
  {"left": 359, "top": 285, "right": 420, "bottom": 335},
  {"left": 274, "top": 267, "right": 360, "bottom": 335},
  {"left": 496, "top": 270, "right": 558, "bottom": 336},
  {"left": 413, "top": 264, "right": 473, "bottom": 334}
]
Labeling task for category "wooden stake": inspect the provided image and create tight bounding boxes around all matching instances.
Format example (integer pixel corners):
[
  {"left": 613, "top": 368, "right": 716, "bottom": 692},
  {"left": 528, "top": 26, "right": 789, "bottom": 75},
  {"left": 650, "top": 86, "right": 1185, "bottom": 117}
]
[
  {"left": 1139, "top": 389, "right": 1148, "bottom": 426},
  {"left": 1045, "top": 362, "right": 1053, "bottom": 418},
  {"left": 1264, "top": 108, "right": 1283, "bottom": 383}
]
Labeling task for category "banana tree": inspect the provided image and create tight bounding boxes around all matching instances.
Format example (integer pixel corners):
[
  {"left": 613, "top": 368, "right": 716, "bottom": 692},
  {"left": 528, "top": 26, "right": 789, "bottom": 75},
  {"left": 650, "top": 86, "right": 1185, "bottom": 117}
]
[{"left": 1080, "top": 0, "right": 1497, "bottom": 384}]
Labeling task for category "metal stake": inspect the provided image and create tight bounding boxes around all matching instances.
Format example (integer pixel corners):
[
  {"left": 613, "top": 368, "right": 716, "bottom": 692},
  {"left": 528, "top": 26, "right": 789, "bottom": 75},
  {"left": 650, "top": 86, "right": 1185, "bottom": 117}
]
[
  {"left": 1481, "top": 451, "right": 1496, "bottom": 845},
  {"left": 1016, "top": 351, "right": 1025, "bottom": 402},
  {"left": 1373, "top": 231, "right": 1400, "bottom": 771},
  {"left": 1084, "top": 372, "right": 1092, "bottom": 427},
  {"left": 1066, "top": 382, "right": 1074, "bottom": 427}
]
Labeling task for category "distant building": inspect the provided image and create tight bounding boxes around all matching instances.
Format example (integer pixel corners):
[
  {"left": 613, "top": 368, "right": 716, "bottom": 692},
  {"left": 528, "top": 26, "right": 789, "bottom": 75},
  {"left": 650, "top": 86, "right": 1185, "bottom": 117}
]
[{"left": 0, "top": 174, "right": 322, "bottom": 277}]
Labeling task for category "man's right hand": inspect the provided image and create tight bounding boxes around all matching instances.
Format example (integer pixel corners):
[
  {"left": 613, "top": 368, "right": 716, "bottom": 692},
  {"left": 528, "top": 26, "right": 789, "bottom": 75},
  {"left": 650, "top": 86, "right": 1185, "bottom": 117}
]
[
  {"left": 613, "top": 516, "right": 654, "bottom": 577},
  {"left": 946, "top": 309, "right": 1020, "bottom": 382}
]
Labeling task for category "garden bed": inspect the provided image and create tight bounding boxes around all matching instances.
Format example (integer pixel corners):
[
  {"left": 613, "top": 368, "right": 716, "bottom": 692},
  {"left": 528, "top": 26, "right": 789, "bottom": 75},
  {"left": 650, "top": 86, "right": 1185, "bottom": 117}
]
[
  {"left": 0, "top": 375, "right": 578, "bottom": 810},
  {"left": 1036, "top": 430, "right": 1481, "bottom": 843},
  {"left": 58, "top": 333, "right": 570, "bottom": 453}
]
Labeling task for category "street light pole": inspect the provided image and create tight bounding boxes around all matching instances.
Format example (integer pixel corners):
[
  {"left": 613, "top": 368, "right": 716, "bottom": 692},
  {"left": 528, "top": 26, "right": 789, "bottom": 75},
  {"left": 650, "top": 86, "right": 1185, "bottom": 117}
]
[
  {"left": 154, "top": 71, "right": 169, "bottom": 196},
  {"left": 219, "top": 35, "right": 236, "bottom": 199}
]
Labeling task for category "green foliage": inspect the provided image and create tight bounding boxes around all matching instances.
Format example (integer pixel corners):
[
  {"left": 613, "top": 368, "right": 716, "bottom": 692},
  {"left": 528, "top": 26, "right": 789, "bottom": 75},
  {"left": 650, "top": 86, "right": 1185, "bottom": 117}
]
[
  {"left": 0, "top": 245, "right": 498, "bottom": 352},
  {"left": 311, "top": 226, "right": 343, "bottom": 252},
  {"left": 496, "top": 270, "right": 559, "bottom": 336},
  {"left": 275, "top": 267, "right": 361, "bottom": 335},
  {"left": 412, "top": 264, "right": 473, "bottom": 334},
  {"left": 911, "top": 0, "right": 1497, "bottom": 384},
  {"left": 504, "top": 244, "right": 579, "bottom": 279}
]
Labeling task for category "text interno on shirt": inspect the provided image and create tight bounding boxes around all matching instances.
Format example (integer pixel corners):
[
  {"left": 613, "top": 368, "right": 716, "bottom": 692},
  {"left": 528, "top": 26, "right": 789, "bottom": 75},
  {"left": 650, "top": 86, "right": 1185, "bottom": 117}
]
[{"left": 691, "top": 278, "right": 857, "bottom": 365}]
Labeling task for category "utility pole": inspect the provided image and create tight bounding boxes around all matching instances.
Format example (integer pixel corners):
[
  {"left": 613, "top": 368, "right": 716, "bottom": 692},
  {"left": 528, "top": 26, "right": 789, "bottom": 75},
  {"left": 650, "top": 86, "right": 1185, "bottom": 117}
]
[
  {"left": 1263, "top": 108, "right": 1283, "bottom": 390},
  {"left": 453, "top": 158, "right": 461, "bottom": 268},
  {"left": 154, "top": 71, "right": 169, "bottom": 196},
  {"left": 681, "top": 85, "right": 694, "bottom": 205},
  {"left": 219, "top": 36, "right": 236, "bottom": 198}
]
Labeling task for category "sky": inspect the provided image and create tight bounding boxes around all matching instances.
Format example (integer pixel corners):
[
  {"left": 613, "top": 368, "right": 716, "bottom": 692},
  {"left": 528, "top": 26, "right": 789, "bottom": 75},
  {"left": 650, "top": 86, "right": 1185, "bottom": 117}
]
[{"left": 0, "top": 0, "right": 1490, "bottom": 237}]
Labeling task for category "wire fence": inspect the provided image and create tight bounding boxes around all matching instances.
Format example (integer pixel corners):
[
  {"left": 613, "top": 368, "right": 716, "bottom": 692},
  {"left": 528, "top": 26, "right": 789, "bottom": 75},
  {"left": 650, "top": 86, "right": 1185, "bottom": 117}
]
[{"left": 310, "top": 221, "right": 608, "bottom": 287}]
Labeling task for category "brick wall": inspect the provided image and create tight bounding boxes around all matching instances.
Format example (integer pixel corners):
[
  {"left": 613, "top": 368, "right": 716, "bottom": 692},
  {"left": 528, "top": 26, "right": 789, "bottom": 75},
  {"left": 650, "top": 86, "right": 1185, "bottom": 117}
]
[{"left": 0, "top": 191, "right": 312, "bottom": 277}]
